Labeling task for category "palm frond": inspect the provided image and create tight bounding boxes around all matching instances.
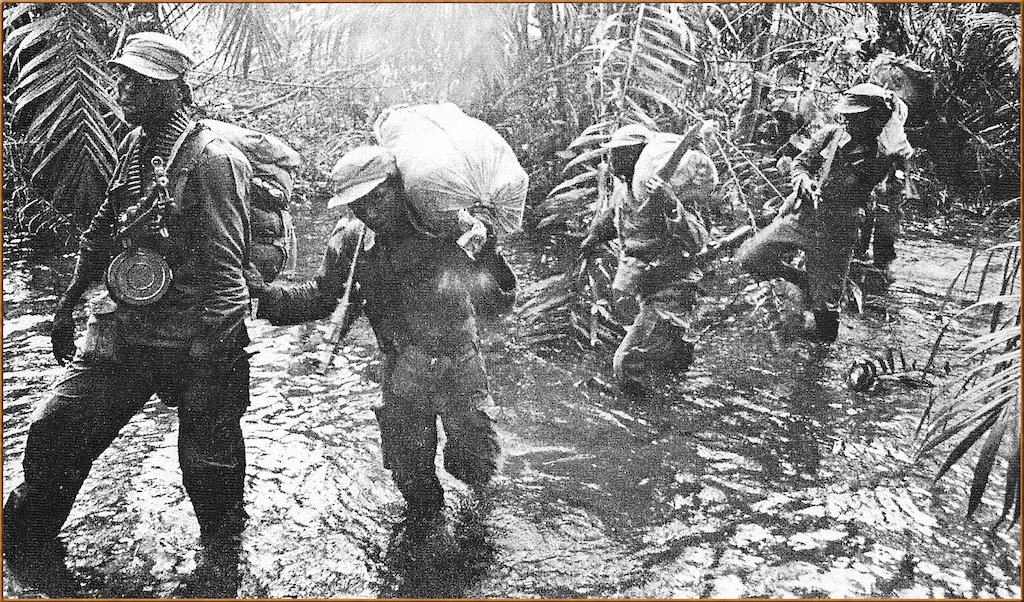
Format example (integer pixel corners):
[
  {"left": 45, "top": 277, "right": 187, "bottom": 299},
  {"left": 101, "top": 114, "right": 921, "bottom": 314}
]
[
  {"left": 209, "top": 3, "right": 282, "bottom": 76},
  {"left": 3, "top": 3, "right": 123, "bottom": 220},
  {"left": 919, "top": 239, "right": 1021, "bottom": 524}
]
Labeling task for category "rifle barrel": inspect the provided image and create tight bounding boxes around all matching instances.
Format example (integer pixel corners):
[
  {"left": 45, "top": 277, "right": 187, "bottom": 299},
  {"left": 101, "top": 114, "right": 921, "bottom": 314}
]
[{"left": 316, "top": 225, "right": 366, "bottom": 375}]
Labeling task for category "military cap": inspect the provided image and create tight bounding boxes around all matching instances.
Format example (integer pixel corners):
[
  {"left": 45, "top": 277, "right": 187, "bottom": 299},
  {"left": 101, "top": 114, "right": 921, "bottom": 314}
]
[
  {"left": 601, "top": 123, "right": 656, "bottom": 148},
  {"left": 109, "top": 32, "right": 195, "bottom": 81},
  {"left": 327, "top": 146, "right": 398, "bottom": 208},
  {"left": 834, "top": 83, "right": 894, "bottom": 114}
]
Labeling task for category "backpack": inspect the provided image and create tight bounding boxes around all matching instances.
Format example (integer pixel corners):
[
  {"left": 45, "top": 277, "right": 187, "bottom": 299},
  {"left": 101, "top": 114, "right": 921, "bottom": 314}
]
[{"left": 193, "top": 119, "right": 302, "bottom": 282}]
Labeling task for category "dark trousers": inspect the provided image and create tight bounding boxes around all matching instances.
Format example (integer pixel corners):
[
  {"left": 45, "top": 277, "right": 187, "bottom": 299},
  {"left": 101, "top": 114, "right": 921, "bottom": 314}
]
[
  {"left": 3, "top": 347, "right": 250, "bottom": 549},
  {"left": 375, "top": 344, "right": 499, "bottom": 514},
  {"left": 737, "top": 212, "right": 858, "bottom": 313},
  {"left": 857, "top": 195, "right": 901, "bottom": 268},
  {"left": 613, "top": 281, "right": 700, "bottom": 385}
]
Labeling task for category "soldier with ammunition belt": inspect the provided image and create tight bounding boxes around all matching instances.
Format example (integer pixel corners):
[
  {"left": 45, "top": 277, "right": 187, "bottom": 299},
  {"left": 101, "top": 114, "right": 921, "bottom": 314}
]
[{"left": 3, "top": 32, "right": 253, "bottom": 595}]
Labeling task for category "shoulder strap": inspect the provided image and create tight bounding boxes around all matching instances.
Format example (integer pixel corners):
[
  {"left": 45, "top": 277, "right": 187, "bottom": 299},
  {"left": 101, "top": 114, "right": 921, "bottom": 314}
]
[{"left": 168, "top": 122, "right": 218, "bottom": 204}]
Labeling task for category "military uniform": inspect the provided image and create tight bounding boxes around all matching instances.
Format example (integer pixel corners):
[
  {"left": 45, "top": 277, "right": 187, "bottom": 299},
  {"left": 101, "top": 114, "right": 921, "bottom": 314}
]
[
  {"left": 3, "top": 34, "right": 253, "bottom": 592},
  {"left": 255, "top": 145, "right": 514, "bottom": 520},
  {"left": 586, "top": 125, "right": 719, "bottom": 389},
  {"left": 258, "top": 215, "right": 512, "bottom": 518},
  {"left": 737, "top": 83, "right": 912, "bottom": 341}
]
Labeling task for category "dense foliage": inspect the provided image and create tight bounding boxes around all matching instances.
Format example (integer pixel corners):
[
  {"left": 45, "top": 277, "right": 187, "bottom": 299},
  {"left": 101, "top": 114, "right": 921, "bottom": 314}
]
[{"left": 2, "top": 2, "right": 1019, "bottom": 523}]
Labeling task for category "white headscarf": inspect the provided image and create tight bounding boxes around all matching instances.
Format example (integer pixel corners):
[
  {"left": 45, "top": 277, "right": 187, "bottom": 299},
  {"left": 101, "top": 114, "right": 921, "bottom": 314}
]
[{"left": 877, "top": 96, "right": 913, "bottom": 159}]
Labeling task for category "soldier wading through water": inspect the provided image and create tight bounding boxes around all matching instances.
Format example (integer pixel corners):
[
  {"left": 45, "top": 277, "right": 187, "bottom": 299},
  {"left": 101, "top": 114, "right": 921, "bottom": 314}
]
[
  {"left": 248, "top": 145, "right": 516, "bottom": 536},
  {"left": 3, "top": 33, "right": 254, "bottom": 596},
  {"left": 737, "top": 83, "right": 913, "bottom": 344}
]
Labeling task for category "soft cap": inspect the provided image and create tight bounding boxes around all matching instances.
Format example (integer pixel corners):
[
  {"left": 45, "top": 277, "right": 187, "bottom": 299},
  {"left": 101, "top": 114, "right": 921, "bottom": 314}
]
[
  {"left": 109, "top": 32, "right": 195, "bottom": 81},
  {"left": 834, "top": 82, "right": 894, "bottom": 114},
  {"left": 327, "top": 146, "right": 398, "bottom": 208}
]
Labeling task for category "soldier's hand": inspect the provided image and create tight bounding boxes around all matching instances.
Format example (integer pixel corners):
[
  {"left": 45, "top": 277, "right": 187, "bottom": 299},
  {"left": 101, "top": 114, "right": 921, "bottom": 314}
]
[
  {"left": 51, "top": 308, "right": 77, "bottom": 365},
  {"left": 244, "top": 265, "right": 270, "bottom": 299},
  {"left": 644, "top": 175, "right": 667, "bottom": 195},
  {"left": 792, "top": 174, "right": 818, "bottom": 198},
  {"left": 456, "top": 209, "right": 487, "bottom": 259}
]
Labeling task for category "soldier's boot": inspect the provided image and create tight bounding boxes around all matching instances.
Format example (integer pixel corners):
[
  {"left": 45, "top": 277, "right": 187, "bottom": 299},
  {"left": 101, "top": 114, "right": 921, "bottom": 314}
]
[
  {"left": 398, "top": 476, "right": 445, "bottom": 535},
  {"left": 186, "top": 539, "right": 242, "bottom": 599},
  {"left": 3, "top": 533, "right": 79, "bottom": 597},
  {"left": 185, "top": 505, "right": 246, "bottom": 599},
  {"left": 3, "top": 489, "right": 80, "bottom": 597}
]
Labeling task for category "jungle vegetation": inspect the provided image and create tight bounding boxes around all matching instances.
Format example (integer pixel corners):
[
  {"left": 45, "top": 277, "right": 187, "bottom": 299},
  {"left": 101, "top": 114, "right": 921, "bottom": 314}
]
[{"left": 3, "top": 2, "right": 1020, "bottom": 524}]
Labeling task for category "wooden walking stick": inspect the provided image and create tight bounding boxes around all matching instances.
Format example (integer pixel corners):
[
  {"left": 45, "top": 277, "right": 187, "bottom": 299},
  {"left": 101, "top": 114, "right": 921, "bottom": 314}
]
[{"left": 316, "top": 224, "right": 366, "bottom": 375}]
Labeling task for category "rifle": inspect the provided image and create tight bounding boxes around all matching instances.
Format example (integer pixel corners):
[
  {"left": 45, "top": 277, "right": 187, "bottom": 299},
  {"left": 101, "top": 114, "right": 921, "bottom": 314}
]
[
  {"left": 693, "top": 224, "right": 754, "bottom": 265},
  {"left": 316, "top": 224, "right": 366, "bottom": 375}
]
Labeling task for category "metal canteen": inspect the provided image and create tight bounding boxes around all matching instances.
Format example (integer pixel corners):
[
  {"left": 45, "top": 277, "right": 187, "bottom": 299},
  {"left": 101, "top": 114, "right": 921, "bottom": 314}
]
[{"left": 106, "top": 248, "right": 172, "bottom": 306}]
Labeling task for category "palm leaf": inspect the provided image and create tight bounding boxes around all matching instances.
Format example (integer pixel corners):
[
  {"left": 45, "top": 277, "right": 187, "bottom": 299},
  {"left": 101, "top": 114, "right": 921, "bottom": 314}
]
[
  {"left": 920, "top": 235, "right": 1020, "bottom": 523},
  {"left": 967, "top": 408, "right": 1011, "bottom": 517},
  {"left": 4, "top": 3, "right": 122, "bottom": 222}
]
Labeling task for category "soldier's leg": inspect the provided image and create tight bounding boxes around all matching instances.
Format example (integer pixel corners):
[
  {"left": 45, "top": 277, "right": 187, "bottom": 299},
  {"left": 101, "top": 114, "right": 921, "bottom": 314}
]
[
  {"left": 856, "top": 202, "right": 876, "bottom": 260},
  {"left": 613, "top": 297, "right": 659, "bottom": 389},
  {"left": 645, "top": 282, "right": 700, "bottom": 371},
  {"left": 377, "top": 350, "right": 444, "bottom": 519},
  {"left": 170, "top": 349, "right": 250, "bottom": 543},
  {"left": 807, "top": 226, "right": 857, "bottom": 343},
  {"left": 3, "top": 353, "right": 153, "bottom": 580},
  {"left": 736, "top": 214, "right": 814, "bottom": 294},
  {"left": 871, "top": 198, "right": 900, "bottom": 272},
  {"left": 437, "top": 346, "right": 500, "bottom": 491},
  {"left": 613, "top": 283, "right": 699, "bottom": 388}
]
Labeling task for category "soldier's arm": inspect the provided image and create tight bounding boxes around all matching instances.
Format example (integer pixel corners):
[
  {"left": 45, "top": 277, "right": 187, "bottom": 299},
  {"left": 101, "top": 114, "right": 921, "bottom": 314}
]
[
  {"left": 57, "top": 197, "right": 119, "bottom": 313},
  {"left": 580, "top": 181, "right": 623, "bottom": 255},
  {"left": 256, "top": 217, "right": 364, "bottom": 326},
  {"left": 791, "top": 125, "right": 836, "bottom": 184},
  {"left": 191, "top": 140, "right": 253, "bottom": 356},
  {"left": 469, "top": 224, "right": 517, "bottom": 318}
]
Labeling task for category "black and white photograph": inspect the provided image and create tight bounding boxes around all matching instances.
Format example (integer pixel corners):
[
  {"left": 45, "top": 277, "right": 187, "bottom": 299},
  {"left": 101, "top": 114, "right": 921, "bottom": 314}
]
[{"left": 2, "top": 2, "right": 1021, "bottom": 598}]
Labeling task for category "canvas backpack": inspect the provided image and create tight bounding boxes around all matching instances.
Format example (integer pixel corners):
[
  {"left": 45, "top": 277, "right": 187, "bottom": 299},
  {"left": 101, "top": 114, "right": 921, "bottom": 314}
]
[{"left": 196, "top": 119, "right": 302, "bottom": 282}]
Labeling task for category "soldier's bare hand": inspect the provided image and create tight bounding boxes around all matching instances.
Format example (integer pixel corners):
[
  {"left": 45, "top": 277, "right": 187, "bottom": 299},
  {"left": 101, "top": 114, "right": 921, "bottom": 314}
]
[
  {"left": 644, "top": 175, "right": 666, "bottom": 195},
  {"left": 793, "top": 174, "right": 818, "bottom": 198},
  {"left": 51, "top": 309, "right": 77, "bottom": 365}
]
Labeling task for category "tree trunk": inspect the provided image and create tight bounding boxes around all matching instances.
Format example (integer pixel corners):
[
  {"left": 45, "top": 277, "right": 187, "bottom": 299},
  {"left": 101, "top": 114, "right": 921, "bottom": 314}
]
[
  {"left": 874, "top": 3, "right": 910, "bottom": 55},
  {"left": 737, "top": 3, "right": 782, "bottom": 142}
]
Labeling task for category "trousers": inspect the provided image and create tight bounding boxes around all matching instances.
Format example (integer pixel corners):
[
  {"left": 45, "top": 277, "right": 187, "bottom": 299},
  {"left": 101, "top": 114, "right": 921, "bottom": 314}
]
[
  {"left": 736, "top": 212, "right": 859, "bottom": 313},
  {"left": 375, "top": 343, "right": 499, "bottom": 515},
  {"left": 613, "top": 279, "right": 700, "bottom": 386},
  {"left": 3, "top": 347, "right": 250, "bottom": 548}
]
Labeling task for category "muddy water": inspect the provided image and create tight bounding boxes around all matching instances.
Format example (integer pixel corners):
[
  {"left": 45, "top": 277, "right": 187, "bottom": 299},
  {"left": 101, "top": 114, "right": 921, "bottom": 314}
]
[{"left": 3, "top": 217, "right": 1020, "bottom": 598}]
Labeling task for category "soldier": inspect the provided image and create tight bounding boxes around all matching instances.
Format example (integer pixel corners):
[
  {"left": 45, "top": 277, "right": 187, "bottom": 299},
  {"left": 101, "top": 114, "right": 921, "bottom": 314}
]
[
  {"left": 581, "top": 123, "right": 720, "bottom": 394},
  {"left": 248, "top": 146, "right": 514, "bottom": 533},
  {"left": 2, "top": 33, "right": 253, "bottom": 595},
  {"left": 737, "top": 83, "right": 913, "bottom": 343},
  {"left": 857, "top": 55, "right": 933, "bottom": 282}
]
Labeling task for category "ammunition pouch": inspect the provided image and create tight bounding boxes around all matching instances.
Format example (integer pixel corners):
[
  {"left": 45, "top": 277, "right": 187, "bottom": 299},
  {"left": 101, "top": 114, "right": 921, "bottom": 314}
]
[{"left": 81, "top": 294, "right": 123, "bottom": 364}]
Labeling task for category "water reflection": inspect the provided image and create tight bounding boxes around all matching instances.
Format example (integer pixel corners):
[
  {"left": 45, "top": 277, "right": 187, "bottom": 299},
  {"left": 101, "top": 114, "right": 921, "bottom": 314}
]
[
  {"left": 3, "top": 225, "right": 1021, "bottom": 598},
  {"left": 380, "top": 502, "right": 495, "bottom": 598}
]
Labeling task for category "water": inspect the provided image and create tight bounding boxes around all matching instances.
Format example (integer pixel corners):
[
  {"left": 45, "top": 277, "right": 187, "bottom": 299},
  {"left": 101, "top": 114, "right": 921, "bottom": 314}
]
[{"left": 2, "top": 216, "right": 1020, "bottom": 598}]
